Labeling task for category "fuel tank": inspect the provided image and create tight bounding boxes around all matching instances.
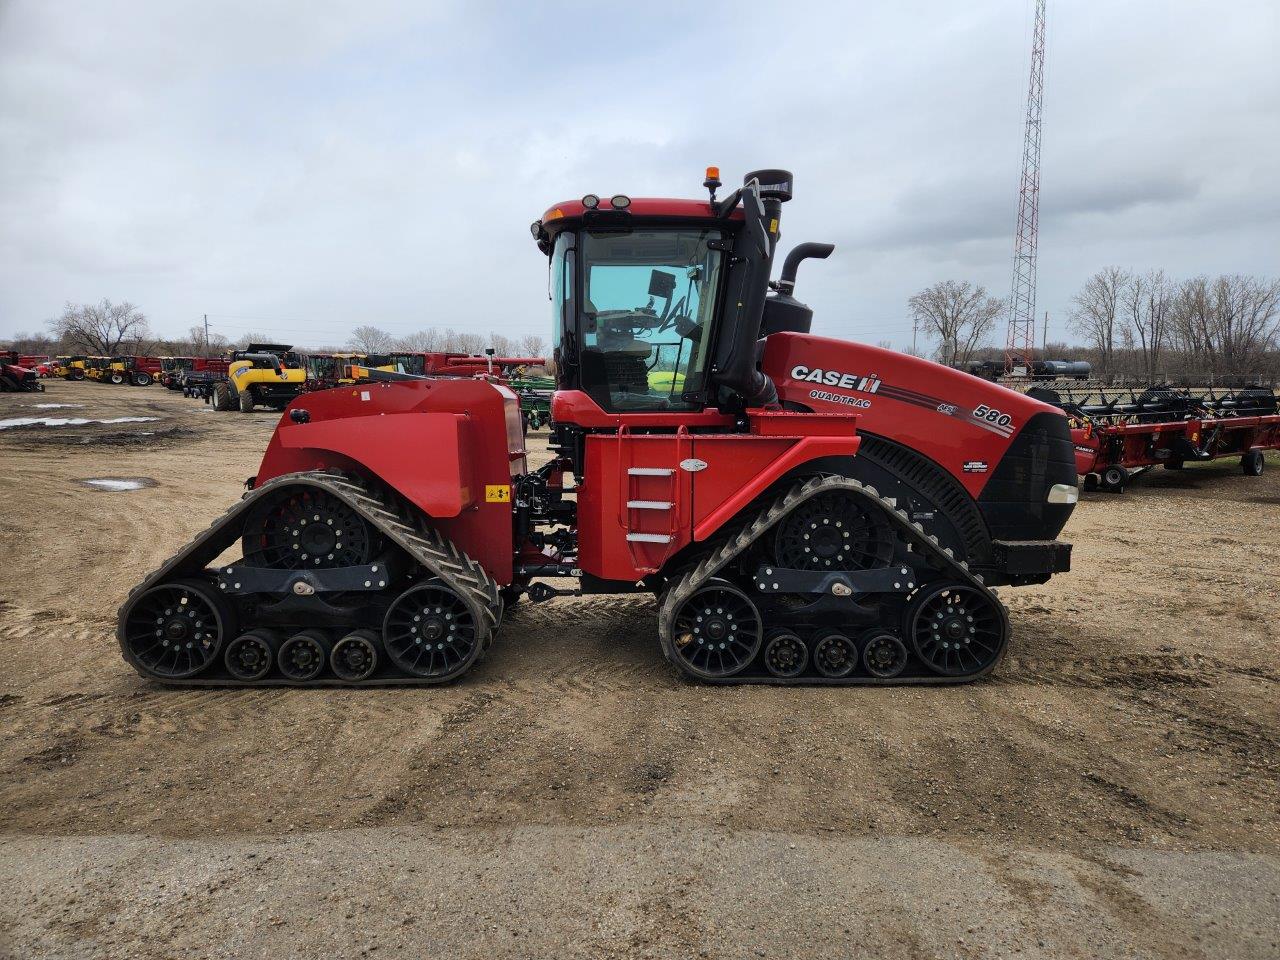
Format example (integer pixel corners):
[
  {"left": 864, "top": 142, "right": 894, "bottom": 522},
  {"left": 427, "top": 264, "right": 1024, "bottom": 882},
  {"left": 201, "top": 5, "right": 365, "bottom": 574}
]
[{"left": 763, "top": 333, "right": 1078, "bottom": 546}]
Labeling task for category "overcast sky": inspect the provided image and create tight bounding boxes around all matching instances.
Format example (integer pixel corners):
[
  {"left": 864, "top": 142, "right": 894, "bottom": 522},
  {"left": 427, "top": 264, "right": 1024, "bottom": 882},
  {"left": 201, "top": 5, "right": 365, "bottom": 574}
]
[{"left": 2, "top": 0, "right": 1277, "bottom": 350}]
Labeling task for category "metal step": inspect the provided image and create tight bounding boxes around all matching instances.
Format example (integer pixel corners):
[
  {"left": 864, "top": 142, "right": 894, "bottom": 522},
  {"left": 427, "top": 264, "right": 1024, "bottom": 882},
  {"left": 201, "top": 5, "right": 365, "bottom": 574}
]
[
  {"left": 627, "top": 467, "right": 674, "bottom": 477},
  {"left": 626, "top": 532, "right": 673, "bottom": 544},
  {"left": 626, "top": 500, "right": 673, "bottom": 510}
]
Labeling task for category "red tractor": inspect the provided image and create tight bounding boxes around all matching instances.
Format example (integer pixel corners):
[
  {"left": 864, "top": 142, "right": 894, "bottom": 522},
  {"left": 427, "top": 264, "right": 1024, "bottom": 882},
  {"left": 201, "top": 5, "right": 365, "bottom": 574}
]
[{"left": 118, "top": 169, "right": 1077, "bottom": 687}]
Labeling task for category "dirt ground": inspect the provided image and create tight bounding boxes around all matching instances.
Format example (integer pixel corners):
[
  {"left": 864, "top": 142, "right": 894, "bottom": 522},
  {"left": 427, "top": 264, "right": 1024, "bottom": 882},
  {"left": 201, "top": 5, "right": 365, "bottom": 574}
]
[{"left": 1, "top": 380, "right": 1277, "bottom": 960}]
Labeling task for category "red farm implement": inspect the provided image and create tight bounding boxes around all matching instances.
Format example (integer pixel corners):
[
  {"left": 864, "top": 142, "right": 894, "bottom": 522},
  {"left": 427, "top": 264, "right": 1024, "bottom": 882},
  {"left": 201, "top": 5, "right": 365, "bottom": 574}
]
[
  {"left": 1030, "top": 385, "right": 1280, "bottom": 492},
  {"left": 0, "top": 351, "right": 44, "bottom": 392}
]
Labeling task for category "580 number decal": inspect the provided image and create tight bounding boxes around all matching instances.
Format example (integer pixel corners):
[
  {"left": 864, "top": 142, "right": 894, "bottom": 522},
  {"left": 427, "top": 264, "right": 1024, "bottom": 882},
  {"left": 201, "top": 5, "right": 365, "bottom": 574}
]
[{"left": 973, "top": 404, "right": 1013, "bottom": 428}]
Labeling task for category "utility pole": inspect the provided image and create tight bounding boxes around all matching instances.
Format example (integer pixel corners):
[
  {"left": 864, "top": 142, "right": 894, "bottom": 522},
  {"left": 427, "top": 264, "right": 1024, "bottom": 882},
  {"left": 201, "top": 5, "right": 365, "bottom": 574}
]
[
  {"left": 1004, "top": 0, "right": 1047, "bottom": 375},
  {"left": 203, "top": 314, "right": 210, "bottom": 356},
  {"left": 1042, "top": 310, "right": 1049, "bottom": 354}
]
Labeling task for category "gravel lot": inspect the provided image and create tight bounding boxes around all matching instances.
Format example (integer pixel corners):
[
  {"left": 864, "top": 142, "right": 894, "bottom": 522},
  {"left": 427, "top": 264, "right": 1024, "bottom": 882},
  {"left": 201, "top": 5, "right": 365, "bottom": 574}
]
[{"left": 1, "top": 380, "right": 1277, "bottom": 959}]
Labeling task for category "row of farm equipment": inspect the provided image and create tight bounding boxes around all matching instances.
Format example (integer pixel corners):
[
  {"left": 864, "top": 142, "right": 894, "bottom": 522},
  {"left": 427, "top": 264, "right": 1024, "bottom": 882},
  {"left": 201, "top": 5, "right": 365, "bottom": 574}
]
[
  {"left": 13, "top": 348, "right": 552, "bottom": 422},
  {"left": 1027, "top": 384, "right": 1280, "bottom": 492},
  {"left": 173, "top": 344, "right": 553, "bottom": 427}
]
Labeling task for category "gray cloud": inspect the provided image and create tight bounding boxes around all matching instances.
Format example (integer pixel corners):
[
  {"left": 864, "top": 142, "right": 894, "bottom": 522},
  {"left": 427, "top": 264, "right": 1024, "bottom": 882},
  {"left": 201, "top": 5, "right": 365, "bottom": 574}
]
[{"left": 1, "top": 0, "right": 1277, "bottom": 351}]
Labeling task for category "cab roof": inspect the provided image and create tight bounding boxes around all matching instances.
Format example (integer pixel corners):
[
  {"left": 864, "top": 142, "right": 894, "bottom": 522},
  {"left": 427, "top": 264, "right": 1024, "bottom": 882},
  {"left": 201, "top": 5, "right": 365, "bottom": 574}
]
[{"left": 540, "top": 197, "right": 744, "bottom": 225}]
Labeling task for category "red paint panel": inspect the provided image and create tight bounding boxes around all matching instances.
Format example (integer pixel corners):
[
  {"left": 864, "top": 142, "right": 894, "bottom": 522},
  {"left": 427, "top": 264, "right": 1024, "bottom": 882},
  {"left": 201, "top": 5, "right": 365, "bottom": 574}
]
[
  {"left": 764, "top": 332, "right": 1064, "bottom": 497},
  {"left": 254, "top": 378, "right": 520, "bottom": 584}
]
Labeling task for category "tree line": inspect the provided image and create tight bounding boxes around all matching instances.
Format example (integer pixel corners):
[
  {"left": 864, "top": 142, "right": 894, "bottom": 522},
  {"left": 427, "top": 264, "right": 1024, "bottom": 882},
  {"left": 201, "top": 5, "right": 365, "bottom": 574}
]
[
  {"left": 909, "top": 272, "right": 1280, "bottom": 384},
  {"left": 0, "top": 300, "right": 549, "bottom": 363}
]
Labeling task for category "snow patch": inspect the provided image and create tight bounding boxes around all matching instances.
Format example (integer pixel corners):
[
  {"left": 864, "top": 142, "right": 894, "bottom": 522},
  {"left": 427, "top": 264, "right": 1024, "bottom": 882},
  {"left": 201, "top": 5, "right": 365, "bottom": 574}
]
[
  {"left": 83, "top": 479, "right": 146, "bottom": 491},
  {"left": 31, "top": 403, "right": 82, "bottom": 409},
  {"left": 0, "top": 416, "right": 160, "bottom": 431}
]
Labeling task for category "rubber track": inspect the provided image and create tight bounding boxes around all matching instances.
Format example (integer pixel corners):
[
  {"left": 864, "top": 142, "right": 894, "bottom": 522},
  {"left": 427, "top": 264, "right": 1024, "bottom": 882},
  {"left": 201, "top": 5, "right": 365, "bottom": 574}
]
[
  {"left": 656, "top": 474, "right": 1007, "bottom": 685},
  {"left": 117, "top": 469, "right": 502, "bottom": 686}
]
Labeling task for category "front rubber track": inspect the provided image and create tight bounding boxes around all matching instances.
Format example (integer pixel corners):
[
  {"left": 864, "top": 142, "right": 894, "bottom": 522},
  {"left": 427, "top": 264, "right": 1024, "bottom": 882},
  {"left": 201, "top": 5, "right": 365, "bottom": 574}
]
[{"left": 656, "top": 474, "right": 1011, "bottom": 686}]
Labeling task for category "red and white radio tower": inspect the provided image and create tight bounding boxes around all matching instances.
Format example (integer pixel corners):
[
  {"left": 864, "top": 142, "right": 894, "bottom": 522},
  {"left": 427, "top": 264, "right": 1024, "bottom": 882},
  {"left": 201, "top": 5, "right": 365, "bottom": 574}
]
[{"left": 1004, "top": 0, "right": 1047, "bottom": 375}]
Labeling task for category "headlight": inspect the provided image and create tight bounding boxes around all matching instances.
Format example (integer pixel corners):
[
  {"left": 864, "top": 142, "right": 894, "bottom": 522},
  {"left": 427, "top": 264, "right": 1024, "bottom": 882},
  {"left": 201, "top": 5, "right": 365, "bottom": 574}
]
[{"left": 1047, "top": 483, "right": 1078, "bottom": 504}]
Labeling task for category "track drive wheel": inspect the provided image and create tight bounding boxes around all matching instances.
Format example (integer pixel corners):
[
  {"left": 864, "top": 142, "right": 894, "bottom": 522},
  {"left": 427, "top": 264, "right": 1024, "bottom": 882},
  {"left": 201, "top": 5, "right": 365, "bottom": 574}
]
[
  {"left": 772, "top": 490, "right": 895, "bottom": 571},
  {"left": 667, "top": 580, "right": 763, "bottom": 680},
  {"left": 241, "top": 486, "right": 377, "bottom": 569},
  {"left": 120, "top": 578, "right": 233, "bottom": 680},
  {"left": 905, "top": 583, "right": 1008, "bottom": 678},
  {"left": 383, "top": 580, "right": 486, "bottom": 682},
  {"left": 1242, "top": 450, "right": 1265, "bottom": 476}
]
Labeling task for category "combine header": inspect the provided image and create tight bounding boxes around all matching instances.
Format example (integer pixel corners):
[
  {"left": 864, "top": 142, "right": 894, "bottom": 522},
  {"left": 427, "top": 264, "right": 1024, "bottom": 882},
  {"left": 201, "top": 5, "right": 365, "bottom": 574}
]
[
  {"left": 1031, "top": 385, "right": 1280, "bottom": 491},
  {"left": 119, "top": 169, "right": 1077, "bottom": 688}
]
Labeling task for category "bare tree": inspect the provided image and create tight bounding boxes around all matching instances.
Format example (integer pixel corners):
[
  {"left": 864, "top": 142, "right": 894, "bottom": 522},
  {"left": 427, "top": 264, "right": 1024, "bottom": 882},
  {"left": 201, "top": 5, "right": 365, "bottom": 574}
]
[
  {"left": 1121, "top": 270, "right": 1172, "bottom": 385},
  {"left": 1069, "top": 266, "right": 1128, "bottom": 379},
  {"left": 48, "top": 299, "right": 150, "bottom": 355},
  {"left": 907, "top": 281, "right": 1004, "bottom": 367},
  {"left": 348, "top": 325, "right": 394, "bottom": 352},
  {"left": 1171, "top": 274, "right": 1280, "bottom": 379},
  {"left": 489, "top": 333, "right": 515, "bottom": 356},
  {"left": 452, "top": 331, "right": 485, "bottom": 354},
  {"left": 519, "top": 334, "right": 548, "bottom": 359},
  {"left": 395, "top": 328, "right": 446, "bottom": 352}
]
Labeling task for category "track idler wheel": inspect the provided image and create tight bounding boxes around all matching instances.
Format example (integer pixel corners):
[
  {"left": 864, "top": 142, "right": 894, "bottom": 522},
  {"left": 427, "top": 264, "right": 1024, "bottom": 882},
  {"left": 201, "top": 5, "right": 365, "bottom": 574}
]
[
  {"left": 763, "top": 631, "right": 809, "bottom": 679},
  {"left": 279, "top": 629, "right": 330, "bottom": 682},
  {"left": 812, "top": 630, "right": 857, "bottom": 679},
  {"left": 668, "top": 581, "right": 763, "bottom": 680},
  {"left": 225, "top": 628, "right": 281, "bottom": 682},
  {"left": 382, "top": 581, "right": 484, "bottom": 682},
  {"left": 861, "top": 631, "right": 909, "bottom": 679},
  {"left": 331, "top": 629, "right": 381, "bottom": 682},
  {"left": 242, "top": 487, "right": 378, "bottom": 570},
  {"left": 120, "top": 578, "right": 232, "bottom": 680},
  {"left": 905, "top": 583, "right": 1008, "bottom": 678}
]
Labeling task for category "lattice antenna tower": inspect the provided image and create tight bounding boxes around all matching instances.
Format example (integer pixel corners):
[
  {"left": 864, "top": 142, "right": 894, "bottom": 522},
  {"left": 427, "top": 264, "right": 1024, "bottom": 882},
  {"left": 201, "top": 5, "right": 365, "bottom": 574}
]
[{"left": 1005, "top": 0, "right": 1047, "bottom": 374}]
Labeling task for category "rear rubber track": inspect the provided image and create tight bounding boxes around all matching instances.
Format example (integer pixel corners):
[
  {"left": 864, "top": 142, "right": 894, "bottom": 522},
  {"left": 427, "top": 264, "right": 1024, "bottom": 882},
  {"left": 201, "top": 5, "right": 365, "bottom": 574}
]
[{"left": 117, "top": 469, "right": 501, "bottom": 686}]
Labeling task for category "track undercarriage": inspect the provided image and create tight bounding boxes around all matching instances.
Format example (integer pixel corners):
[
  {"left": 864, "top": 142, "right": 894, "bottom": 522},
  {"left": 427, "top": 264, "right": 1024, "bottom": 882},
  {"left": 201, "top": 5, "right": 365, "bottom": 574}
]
[{"left": 119, "top": 468, "right": 1008, "bottom": 688}]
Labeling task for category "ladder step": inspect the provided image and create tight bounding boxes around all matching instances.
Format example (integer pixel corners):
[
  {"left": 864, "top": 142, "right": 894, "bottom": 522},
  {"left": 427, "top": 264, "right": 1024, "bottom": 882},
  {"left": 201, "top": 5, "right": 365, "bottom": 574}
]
[
  {"left": 627, "top": 500, "right": 673, "bottom": 510},
  {"left": 626, "top": 532, "right": 673, "bottom": 544},
  {"left": 627, "top": 467, "right": 674, "bottom": 476}
]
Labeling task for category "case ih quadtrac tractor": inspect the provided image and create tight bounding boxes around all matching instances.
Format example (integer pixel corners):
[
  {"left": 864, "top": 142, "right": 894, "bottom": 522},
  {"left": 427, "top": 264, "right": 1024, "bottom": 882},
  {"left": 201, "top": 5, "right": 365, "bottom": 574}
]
[{"left": 118, "top": 169, "right": 1077, "bottom": 687}]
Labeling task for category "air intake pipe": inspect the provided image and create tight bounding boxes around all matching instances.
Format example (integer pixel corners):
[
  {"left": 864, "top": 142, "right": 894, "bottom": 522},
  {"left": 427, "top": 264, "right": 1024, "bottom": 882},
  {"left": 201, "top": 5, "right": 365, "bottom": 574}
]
[{"left": 710, "top": 170, "right": 794, "bottom": 408}]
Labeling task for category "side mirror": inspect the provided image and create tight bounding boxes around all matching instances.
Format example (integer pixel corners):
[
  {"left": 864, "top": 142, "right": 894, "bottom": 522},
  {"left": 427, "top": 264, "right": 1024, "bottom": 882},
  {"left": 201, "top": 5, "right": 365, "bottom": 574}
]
[{"left": 648, "top": 269, "right": 677, "bottom": 299}]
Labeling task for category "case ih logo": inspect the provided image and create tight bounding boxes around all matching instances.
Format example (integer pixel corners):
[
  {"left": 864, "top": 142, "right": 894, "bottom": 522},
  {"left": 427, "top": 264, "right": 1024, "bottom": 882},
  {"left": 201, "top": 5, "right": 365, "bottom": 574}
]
[{"left": 790, "top": 365, "right": 882, "bottom": 395}]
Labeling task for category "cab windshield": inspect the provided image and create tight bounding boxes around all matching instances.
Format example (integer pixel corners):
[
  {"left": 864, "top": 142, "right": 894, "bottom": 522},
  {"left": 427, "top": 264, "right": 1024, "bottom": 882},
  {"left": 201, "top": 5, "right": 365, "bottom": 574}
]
[{"left": 576, "top": 228, "right": 724, "bottom": 411}]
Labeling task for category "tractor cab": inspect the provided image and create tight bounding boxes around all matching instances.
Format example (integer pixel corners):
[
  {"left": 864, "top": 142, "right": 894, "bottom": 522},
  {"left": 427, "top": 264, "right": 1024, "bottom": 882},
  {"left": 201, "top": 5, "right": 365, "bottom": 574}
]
[
  {"left": 532, "top": 169, "right": 815, "bottom": 417},
  {"left": 231, "top": 343, "right": 302, "bottom": 370}
]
